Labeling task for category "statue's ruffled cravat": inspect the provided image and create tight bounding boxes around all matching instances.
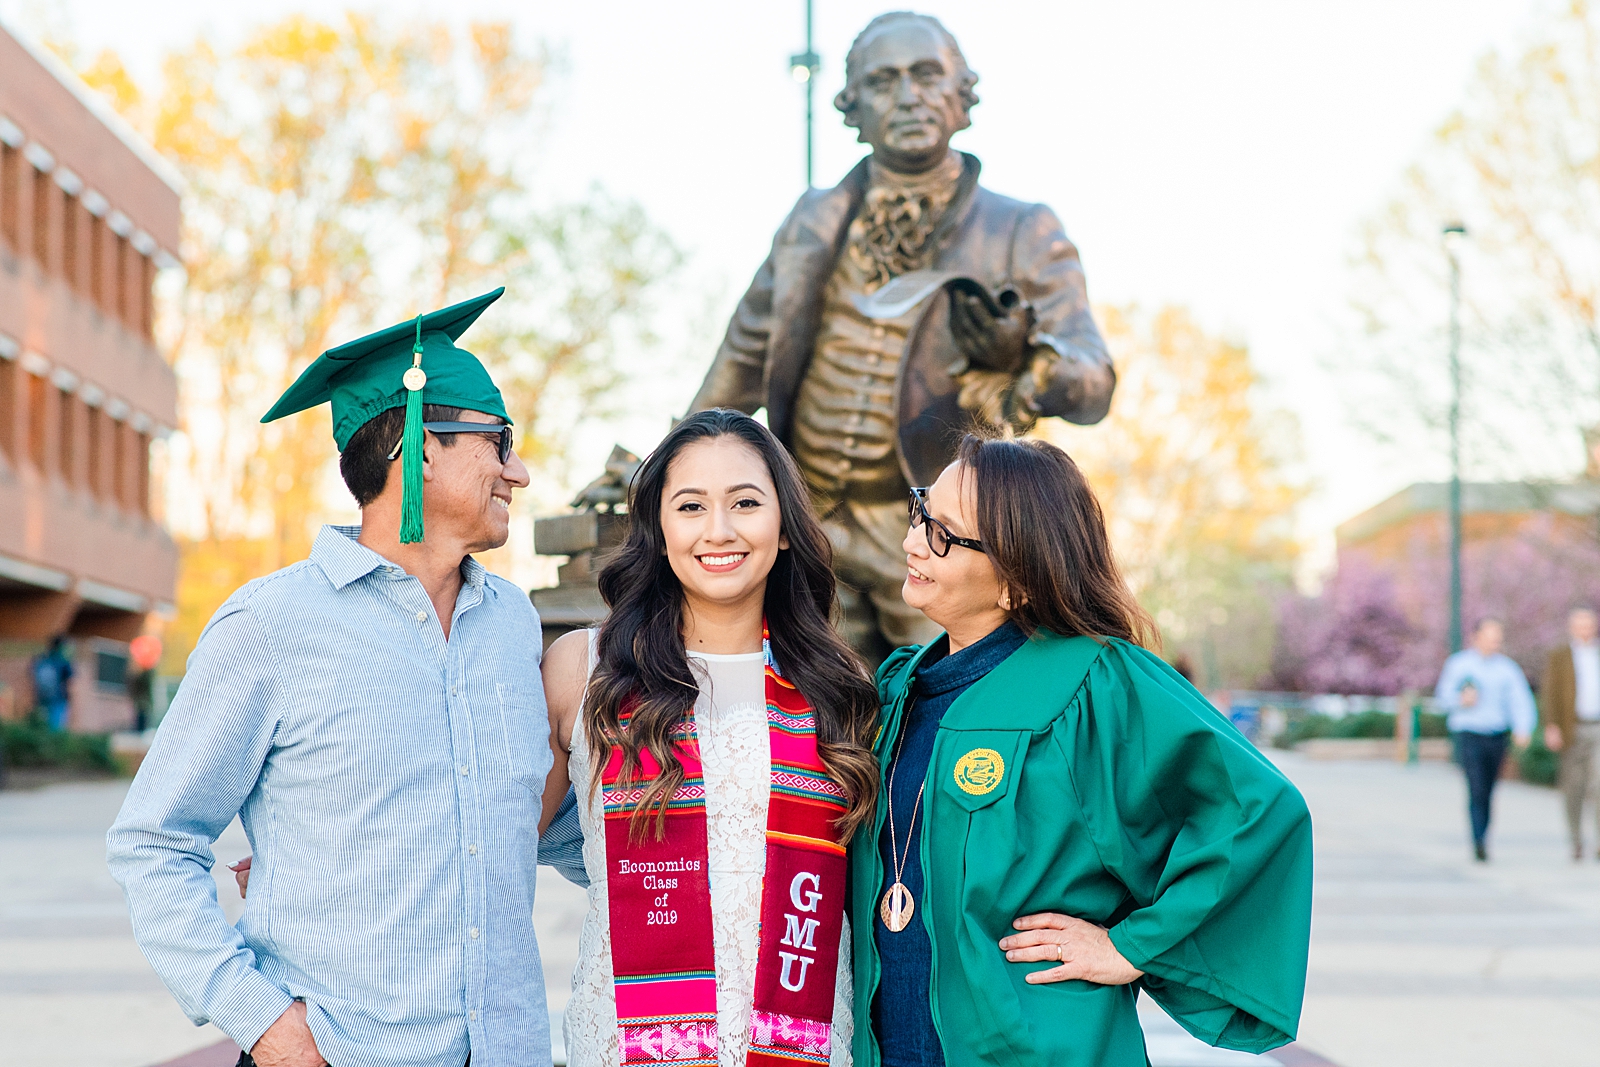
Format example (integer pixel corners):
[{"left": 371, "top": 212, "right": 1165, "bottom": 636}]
[{"left": 845, "top": 152, "right": 965, "bottom": 291}]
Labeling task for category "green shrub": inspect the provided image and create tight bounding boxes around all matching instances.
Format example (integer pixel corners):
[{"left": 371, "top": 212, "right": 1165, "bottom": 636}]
[
  {"left": 0, "top": 717, "right": 115, "bottom": 773},
  {"left": 1275, "top": 708, "right": 1450, "bottom": 749},
  {"left": 1417, "top": 712, "right": 1451, "bottom": 738},
  {"left": 1279, "top": 710, "right": 1391, "bottom": 747},
  {"left": 1331, "top": 710, "right": 1395, "bottom": 739},
  {"left": 1276, "top": 713, "right": 1332, "bottom": 748},
  {"left": 1519, "top": 733, "right": 1559, "bottom": 787}
]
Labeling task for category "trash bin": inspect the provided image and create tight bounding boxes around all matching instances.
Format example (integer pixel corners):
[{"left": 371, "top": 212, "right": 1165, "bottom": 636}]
[{"left": 1227, "top": 698, "right": 1261, "bottom": 741}]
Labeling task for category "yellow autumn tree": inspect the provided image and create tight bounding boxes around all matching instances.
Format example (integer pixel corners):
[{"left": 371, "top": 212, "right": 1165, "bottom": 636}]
[
  {"left": 66, "top": 14, "right": 678, "bottom": 668},
  {"left": 1040, "top": 305, "right": 1305, "bottom": 687}
]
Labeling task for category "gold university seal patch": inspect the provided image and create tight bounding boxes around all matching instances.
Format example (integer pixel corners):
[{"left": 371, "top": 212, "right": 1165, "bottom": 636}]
[{"left": 953, "top": 748, "right": 1005, "bottom": 795}]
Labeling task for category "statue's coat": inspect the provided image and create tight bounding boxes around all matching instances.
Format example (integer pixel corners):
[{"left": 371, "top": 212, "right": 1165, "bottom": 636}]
[{"left": 691, "top": 155, "right": 1115, "bottom": 486}]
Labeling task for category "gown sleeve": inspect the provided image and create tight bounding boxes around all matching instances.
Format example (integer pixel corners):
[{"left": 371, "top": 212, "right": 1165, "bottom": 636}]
[{"left": 1066, "top": 641, "right": 1313, "bottom": 1052}]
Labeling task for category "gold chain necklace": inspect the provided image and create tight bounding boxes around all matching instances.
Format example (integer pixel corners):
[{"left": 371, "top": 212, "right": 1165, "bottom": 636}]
[{"left": 880, "top": 713, "right": 926, "bottom": 933}]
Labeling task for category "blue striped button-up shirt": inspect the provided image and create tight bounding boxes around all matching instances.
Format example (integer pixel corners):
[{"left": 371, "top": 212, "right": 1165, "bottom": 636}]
[
  {"left": 1434, "top": 648, "right": 1537, "bottom": 737},
  {"left": 107, "top": 525, "right": 553, "bottom": 1067}
]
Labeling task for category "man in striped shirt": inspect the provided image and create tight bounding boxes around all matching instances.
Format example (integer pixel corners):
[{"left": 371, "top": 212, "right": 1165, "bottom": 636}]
[{"left": 109, "top": 292, "right": 554, "bottom": 1067}]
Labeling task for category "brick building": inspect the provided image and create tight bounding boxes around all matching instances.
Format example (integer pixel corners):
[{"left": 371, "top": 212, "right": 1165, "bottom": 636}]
[{"left": 0, "top": 24, "right": 179, "bottom": 732}]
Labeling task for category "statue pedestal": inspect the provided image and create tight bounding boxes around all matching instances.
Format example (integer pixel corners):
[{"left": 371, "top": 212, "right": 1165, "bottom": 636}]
[
  {"left": 529, "top": 511, "right": 626, "bottom": 649},
  {"left": 528, "top": 445, "right": 640, "bottom": 649}
]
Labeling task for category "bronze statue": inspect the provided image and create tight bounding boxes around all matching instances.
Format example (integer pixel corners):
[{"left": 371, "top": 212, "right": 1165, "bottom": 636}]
[{"left": 690, "top": 11, "right": 1115, "bottom": 659}]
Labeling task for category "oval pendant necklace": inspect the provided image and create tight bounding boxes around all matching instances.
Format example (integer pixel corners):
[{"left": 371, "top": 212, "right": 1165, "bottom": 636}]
[{"left": 880, "top": 715, "right": 926, "bottom": 933}]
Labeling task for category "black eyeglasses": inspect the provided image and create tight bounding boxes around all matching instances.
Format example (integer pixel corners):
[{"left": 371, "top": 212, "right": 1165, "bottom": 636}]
[
  {"left": 387, "top": 422, "right": 514, "bottom": 464},
  {"left": 908, "top": 486, "right": 984, "bottom": 557}
]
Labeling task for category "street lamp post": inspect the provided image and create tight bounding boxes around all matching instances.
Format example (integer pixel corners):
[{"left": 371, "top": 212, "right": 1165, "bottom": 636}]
[
  {"left": 1444, "top": 221, "right": 1467, "bottom": 654},
  {"left": 789, "top": 0, "right": 821, "bottom": 188}
]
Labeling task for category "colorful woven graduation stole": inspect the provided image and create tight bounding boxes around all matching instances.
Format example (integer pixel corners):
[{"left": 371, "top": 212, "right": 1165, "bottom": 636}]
[{"left": 601, "top": 626, "right": 849, "bottom": 1067}]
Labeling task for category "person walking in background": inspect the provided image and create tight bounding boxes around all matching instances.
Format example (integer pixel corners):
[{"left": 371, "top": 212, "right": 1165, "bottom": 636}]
[
  {"left": 1435, "top": 618, "right": 1536, "bottom": 862},
  {"left": 31, "top": 636, "right": 73, "bottom": 732},
  {"left": 1542, "top": 608, "right": 1600, "bottom": 861}
]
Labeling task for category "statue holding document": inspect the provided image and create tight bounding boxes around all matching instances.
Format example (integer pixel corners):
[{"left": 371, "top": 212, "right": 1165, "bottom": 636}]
[{"left": 689, "top": 11, "right": 1115, "bottom": 658}]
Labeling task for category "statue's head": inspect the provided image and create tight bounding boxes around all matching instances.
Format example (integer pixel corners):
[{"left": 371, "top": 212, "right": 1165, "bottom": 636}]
[{"left": 835, "top": 12, "right": 979, "bottom": 173}]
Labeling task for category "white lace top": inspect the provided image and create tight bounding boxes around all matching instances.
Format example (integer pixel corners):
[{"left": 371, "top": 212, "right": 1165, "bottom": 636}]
[{"left": 564, "top": 637, "right": 854, "bottom": 1067}]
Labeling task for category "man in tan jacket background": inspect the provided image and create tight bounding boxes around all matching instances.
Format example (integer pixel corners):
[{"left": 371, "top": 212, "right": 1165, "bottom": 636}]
[{"left": 1543, "top": 607, "right": 1600, "bottom": 861}]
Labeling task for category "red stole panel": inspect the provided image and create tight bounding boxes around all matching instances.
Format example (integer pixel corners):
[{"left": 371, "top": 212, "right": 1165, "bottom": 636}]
[{"left": 601, "top": 631, "right": 847, "bottom": 1067}]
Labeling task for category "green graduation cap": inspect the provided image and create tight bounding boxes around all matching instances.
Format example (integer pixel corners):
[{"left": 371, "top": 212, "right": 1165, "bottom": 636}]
[{"left": 262, "top": 287, "right": 512, "bottom": 544}]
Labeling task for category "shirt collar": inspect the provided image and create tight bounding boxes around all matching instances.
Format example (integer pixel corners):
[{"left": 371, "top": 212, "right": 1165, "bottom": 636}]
[
  {"left": 312, "top": 525, "right": 389, "bottom": 589},
  {"left": 914, "top": 620, "right": 1028, "bottom": 698},
  {"left": 310, "top": 524, "right": 489, "bottom": 593}
]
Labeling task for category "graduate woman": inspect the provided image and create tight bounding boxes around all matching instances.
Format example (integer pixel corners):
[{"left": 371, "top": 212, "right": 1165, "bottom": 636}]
[
  {"left": 853, "top": 434, "right": 1313, "bottom": 1067},
  {"left": 540, "top": 409, "right": 879, "bottom": 1067}
]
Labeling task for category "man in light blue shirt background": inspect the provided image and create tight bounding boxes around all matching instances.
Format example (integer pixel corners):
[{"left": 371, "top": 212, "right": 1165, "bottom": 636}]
[
  {"left": 1434, "top": 617, "right": 1536, "bottom": 863},
  {"left": 108, "top": 293, "right": 555, "bottom": 1067}
]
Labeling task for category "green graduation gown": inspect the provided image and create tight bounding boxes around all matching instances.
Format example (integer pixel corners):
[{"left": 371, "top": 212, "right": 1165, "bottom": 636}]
[{"left": 849, "top": 631, "right": 1313, "bottom": 1067}]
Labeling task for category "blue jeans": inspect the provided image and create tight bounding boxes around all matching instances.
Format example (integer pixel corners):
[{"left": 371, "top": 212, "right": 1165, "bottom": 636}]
[
  {"left": 45, "top": 699, "right": 69, "bottom": 732},
  {"left": 1456, "top": 730, "right": 1509, "bottom": 845}
]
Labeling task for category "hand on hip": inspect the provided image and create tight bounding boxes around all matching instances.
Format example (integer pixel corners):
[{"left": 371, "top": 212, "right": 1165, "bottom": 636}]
[{"left": 1000, "top": 912, "right": 1144, "bottom": 986}]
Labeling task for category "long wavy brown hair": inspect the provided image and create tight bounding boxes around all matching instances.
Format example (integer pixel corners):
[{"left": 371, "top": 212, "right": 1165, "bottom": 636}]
[
  {"left": 957, "top": 432, "right": 1157, "bottom": 648},
  {"left": 585, "top": 410, "right": 881, "bottom": 842}
]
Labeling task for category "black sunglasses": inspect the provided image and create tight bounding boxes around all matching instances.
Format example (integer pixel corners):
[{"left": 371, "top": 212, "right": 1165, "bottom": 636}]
[
  {"left": 388, "top": 422, "right": 514, "bottom": 464},
  {"left": 908, "top": 486, "right": 984, "bottom": 557}
]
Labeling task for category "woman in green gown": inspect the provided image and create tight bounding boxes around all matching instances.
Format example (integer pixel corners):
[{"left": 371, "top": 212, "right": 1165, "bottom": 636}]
[{"left": 852, "top": 434, "right": 1312, "bottom": 1067}]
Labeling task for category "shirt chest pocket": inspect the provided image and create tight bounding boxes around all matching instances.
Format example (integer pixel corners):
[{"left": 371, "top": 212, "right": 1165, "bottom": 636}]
[{"left": 495, "top": 682, "right": 550, "bottom": 792}]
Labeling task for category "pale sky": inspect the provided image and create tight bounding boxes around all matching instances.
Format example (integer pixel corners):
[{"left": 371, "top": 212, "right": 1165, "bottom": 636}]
[{"left": 2, "top": 0, "right": 1554, "bottom": 560}]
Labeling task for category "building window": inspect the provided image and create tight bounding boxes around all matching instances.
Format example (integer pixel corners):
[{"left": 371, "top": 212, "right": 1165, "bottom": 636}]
[
  {"left": 139, "top": 253, "right": 154, "bottom": 339},
  {"left": 31, "top": 166, "right": 53, "bottom": 268},
  {"left": 114, "top": 233, "right": 130, "bottom": 324},
  {"left": 88, "top": 213, "right": 104, "bottom": 308},
  {"left": 86, "top": 404, "right": 102, "bottom": 495},
  {"left": 58, "top": 390, "right": 76, "bottom": 485},
  {"left": 62, "top": 193, "right": 79, "bottom": 288},
  {"left": 0, "top": 144, "right": 17, "bottom": 249},
  {"left": 27, "top": 373, "right": 48, "bottom": 470},
  {"left": 111, "top": 418, "right": 127, "bottom": 507},
  {"left": 136, "top": 431, "right": 151, "bottom": 516},
  {"left": 0, "top": 358, "right": 14, "bottom": 462},
  {"left": 95, "top": 647, "right": 129, "bottom": 693}
]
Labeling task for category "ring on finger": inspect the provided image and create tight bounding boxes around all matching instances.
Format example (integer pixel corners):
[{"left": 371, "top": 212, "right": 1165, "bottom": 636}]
[{"left": 1055, "top": 943, "right": 1063, "bottom": 962}]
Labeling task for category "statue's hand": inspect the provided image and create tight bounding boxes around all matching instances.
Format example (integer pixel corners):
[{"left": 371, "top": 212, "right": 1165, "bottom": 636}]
[{"left": 950, "top": 290, "right": 1031, "bottom": 376}]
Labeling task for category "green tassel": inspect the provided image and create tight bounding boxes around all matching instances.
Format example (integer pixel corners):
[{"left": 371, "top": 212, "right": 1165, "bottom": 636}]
[
  {"left": 399, "top": 386, "right": 425, "bottom": 543},
  {"left": 398, "top": 316, "right": 426, "bottom": 543}
]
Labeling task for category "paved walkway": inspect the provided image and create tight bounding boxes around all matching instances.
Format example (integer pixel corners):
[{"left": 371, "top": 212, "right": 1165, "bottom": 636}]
[
  {"left": 0, "top": 780, "right": 243, "bottom": 1067},
  {"left": 1, "top": 754, "right": 1594, "bottom": 1066},
  {"left": 1284, "top": 752, "right": 1600, "bottom": 1066}
]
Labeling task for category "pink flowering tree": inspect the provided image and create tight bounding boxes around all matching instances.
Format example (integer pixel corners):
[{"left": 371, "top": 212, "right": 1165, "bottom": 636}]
[
  {"left": 1271, "top": 516, "right": 1600, "bottom": 693},
  {"left": 1270, "top": 557, "right": 1418, "bottom": 694}
]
